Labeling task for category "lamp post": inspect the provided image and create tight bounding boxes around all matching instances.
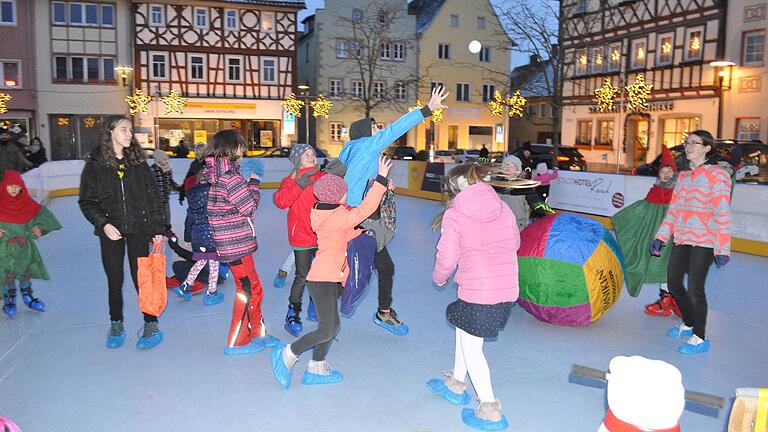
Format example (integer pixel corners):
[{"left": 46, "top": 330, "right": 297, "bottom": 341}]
[
  {"left": 709, "top": 60, "right": 735, "bottom": 139},
  {"left": 298, "top": 83, "right": 310, "bottom": 144}
]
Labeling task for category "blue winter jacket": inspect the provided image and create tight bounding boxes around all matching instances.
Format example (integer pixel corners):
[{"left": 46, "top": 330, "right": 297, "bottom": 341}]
[
  {"left": 339, "top": 106, "right": 431, "bottom": 206},
  {"left": 183, "top": 176, "right": 216, "bottom": 252}
]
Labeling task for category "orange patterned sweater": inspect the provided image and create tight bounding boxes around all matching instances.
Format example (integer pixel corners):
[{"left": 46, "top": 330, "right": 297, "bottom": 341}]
[{"left": 655, "top": 163, "right": 732, "bottom": 256}]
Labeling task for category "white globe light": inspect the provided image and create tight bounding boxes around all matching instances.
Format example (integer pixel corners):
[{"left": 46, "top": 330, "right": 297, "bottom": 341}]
[{"left": 468, "top": 40, "right": 482, "bottom": 54}]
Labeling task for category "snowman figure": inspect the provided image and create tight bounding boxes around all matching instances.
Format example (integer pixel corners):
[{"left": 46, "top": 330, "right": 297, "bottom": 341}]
[{"left": 599, "top": 356, "right": 685, "bottom": 432}]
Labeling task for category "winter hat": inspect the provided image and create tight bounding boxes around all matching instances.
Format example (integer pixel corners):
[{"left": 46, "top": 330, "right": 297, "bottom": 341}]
[
  {"left": 349, "top": 118, "right": 374, "bottom": 140},
  {"left": 660, "top": 146, "right": 677, "bottom": 172},
  {"left": 313, "top": 174, "right": 347, "bottom": 203},
  {"left": 322, "top": 158, "right": 347, "bottom": 177},
  {"left": 502, "top": 155, "right": 523, "bottom": 175},
  {"left": 153, "top": 149, "right": 171, "bottom": 172},
  {"left": 289, "top": 143, "right": 312, "bottom": 166}
]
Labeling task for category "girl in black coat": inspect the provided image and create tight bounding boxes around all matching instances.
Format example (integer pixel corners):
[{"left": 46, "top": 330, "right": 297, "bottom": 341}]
[{"left": 78, "top": 115, "right": 166, "bottom": 350}]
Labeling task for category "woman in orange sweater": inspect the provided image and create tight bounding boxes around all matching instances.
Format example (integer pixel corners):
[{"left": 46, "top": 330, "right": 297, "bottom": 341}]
[{"left": 271, "top": 156, "right": 392, "bottom": 389}]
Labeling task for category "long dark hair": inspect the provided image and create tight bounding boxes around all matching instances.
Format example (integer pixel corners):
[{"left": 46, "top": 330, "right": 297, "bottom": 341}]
[
  {"left": 98, "top": 115, "right": 146, "bottom": 169},
  {"left": 210, "top": 129, "right": 247, "bottom": 161}
]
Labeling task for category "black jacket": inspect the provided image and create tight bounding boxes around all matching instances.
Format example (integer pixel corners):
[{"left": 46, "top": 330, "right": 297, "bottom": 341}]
[{"left": 78, "top": 146, "right": 166, "bottom": 236}]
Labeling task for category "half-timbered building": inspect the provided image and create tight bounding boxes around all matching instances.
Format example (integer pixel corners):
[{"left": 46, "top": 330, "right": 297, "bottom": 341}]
[
  {"left": 560, "top": 0, "right": 727, "bottom": 169},
  {"left": 132, "top": 0, "right": 304, "bottom": 150}
]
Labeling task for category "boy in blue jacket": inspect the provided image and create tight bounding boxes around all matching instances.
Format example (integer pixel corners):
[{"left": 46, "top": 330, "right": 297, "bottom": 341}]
[{"left": 339, "top": 86, "right": 449, "bottom": 335}]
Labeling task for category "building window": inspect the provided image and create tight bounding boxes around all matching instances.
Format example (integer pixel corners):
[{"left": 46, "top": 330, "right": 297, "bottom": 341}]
[
  {"left": 456, "top": 83, "right": 470, "bottom": 102},
  {"left": 150, "top": 53, "right": 167, "bottom": 79},
  {"left": 430, "top": 81, "right": 445, "bottom": 92},
  {"left": 576, "top": 50, "right": 587, "bottom": 75},
  {"left": 575, "top": 0, "right": 587, "bottom": 14},
  {"left": 352, "top": 9, "right": 363, "bottom": 23},
  {"left": 373, "top": 81, "right": 385, "bottom": 99},
  {"left": 261, "top": 57, "right": 276, "bottom": 83},
  {"left": 48, "top": 56, "right": 119, "bottom": 85},
  {"left": 631, "top": 39, "right": 646, "bottom": 69},
  {"left": 1, "top": 60, "right": 20, "bottom": 88},
  {"left": 330, "top": 122, "right": 342, "bottom": 142},
  {"left": 329, "top": 79, "right": 342, "bottom": 98},
  {"left": 86, "top": 57, "right": 100, "bottom": 82},
  {"left": 52, "top": 2, "right": 66, "bottom": 24},
  {"left": 479, "top": 47, "right": 491, "bottom": 62},
  {"left": 657, "top": 33, "right": 674, "bottom": 66},
  {"left": 103, "top": 57, "right": 114, "bottom": 81},
  {"left": 377, "top": 11, "right": 387, "bottom": 25},
  {"left": 380, "top": 43, "right": 391, "bottom": 60},
  {"left": 608, "top": 43, "right": 621, "bottom": 72},
  {"left": 438, "top": 43, "right": 450, "bottom": 59},
  {"left": 684, "top": 27, "right": 703, "bottom": 61},
  {"left": 54, "top": 57, "right": 67, "bottom": 80},
  {"left": 225, "top": 10, "right": 238, "bottom": 30},
  {"left": 351, "top": 41, "right": 362, "bottom": 58},
  {"left": 1, "top": 0, "right": 15, "bottom": 25},
  {"left": 395, "top": 82, "right": 406, "bottom": 101},
  {"left": 539, "top": 103, "right": 546, "bottom": 118},
  {"left": 742, "top": 30, "right": 765, "bottom": 66},
  {"left": 336, "top": 39, "right": 348, "bottom": 58},
  {"left": 352, "top": 80, "right": 363, "bottom": 98},
  {"left": 261, "top": 11, "right": 274, "bottom": 32},
  {"left": 150, "top": 5, "right": 164, "bottom": 27},
  {"left": 736, "top": 118, "right": 761, "bottom": 140},
  {"left": 194, "top": 8, "right": 208, "bottom": 29},
  {"left": 450, "top": 14, "right": 459, "bottom": 27},
  {"left": 393, "top": 43, "right": 404, "bottom": 61},
  {"left": 590, "top": 47, "right": 604, "bottom": 74},
  {"left": 69, "top": 3, "right": 83, "bottom": 25},
  {"left": 189, "top": 55, "right": 205, "bottom": 81},
  {"left": 477, "top": 16, "right": 485, "bottom": 29},
  {"left": 662, "top": 116, "right": 701, "bottom": 147},
  {"left": 84, "top": 4, "right": 99, "bottom": 26},
  {"left": 102, "top": 4, "right": 114, "bottom": 27},
  {"left": 576, "top": 120, "right": 592, "bottom": 145},
  {"left": 227, "top": 56, "right": 242, "bottom": 82},
  {"left": 596, "top": 120, "right": 614, "bottom": 146},
  {"left": 482, "top": 84, "right": 495, "bottom": 102}
]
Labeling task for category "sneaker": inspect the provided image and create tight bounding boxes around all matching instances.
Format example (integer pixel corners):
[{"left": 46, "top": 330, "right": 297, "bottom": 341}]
[
  {"left": 284, "top": 304, "right": 303, "bottom": 337},
  {"left": 461, "top": 400, "right": 509, "bottom": 431},
  {"left": 106, "top": 320, "right": 125, "bottom": 349},
  {"left": 306, "top": 298, "right": 318, "bottom": 322},
  {"left": 644, "top": 291, "right": 676, "bottom": 317},
  {"left": 203, "top": 290, "right": 224, "bottom": 306},
  {"left": 678, "top": 335, "right": 710, "bottom": 354},
  {"left": 271, "top": 343, "right": 298, "bottom": 389},
  {"left": 136, "top": 322, "right": 164, "bottom": 350},
  {"left": 273, "top": 270, "right": 288, "bottom": 288},
  {"left": 426, "top": 373, "right": 471, "bottom": 405},
  {"left": 373, "top": 308, "right": 409, "bottom": 336},
  {"left": 174, "top": 282, "right": 193, "bottom": 301},
  {"left": 301, "top": 360, "right": 343, "bottom": 385},
  {"left": 667, "top": 323, "right": 693, "bottom": 339},
  {"left": 224, "top": 340, "right": 265, "bottom": 356}
]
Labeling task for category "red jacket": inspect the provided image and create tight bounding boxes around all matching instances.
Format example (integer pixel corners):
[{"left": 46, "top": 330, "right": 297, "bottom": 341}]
[{"left": 274, "top": 167, "right": 326, "bottom": 248}]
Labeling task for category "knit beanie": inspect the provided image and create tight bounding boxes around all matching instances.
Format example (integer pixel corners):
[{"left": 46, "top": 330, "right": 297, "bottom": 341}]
[
  {"left": 502, "top": 155, "right": 523, "bottom": 174},
  {"left": 349, "top": 118, "right": 374, "bottom": 140},
  {"left": 313, "top": 174, "right": 347, "bottom": 204},
  {"left": 289, "top": 143, "right": 312, "bottom": 166}
]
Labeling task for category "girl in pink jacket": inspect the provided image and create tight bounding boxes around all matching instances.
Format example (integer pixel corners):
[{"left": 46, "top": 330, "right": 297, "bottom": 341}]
[{"left": 428, "top": 162, "right": 520, "bottom": 431}]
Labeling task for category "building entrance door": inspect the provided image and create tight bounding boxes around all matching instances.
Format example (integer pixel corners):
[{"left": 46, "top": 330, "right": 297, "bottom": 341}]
[{"left": 624, "top": 114, "right": 650, "bottom": 167}]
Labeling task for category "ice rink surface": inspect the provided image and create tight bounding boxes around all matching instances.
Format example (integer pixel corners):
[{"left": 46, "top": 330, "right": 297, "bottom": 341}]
[{"left": 1, "top": 191, "right": 766, "bottom": 431}]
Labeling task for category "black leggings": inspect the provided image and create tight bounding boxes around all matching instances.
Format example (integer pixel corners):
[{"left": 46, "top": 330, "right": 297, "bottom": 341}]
[
  {"left": 99, "top": 233, "right": 157, "bottom": 323},
  {"left": 667, "top": 244, "right": 714, "bottom": 339},
  {"left": 374, "top": 246, "right": 394, "bottom": 311},
  {"left": 291, "top": 281, "right": 343, "bottom": 361},
  {"left": 289, "top": 248, "right": 317, "bottom": 306}
]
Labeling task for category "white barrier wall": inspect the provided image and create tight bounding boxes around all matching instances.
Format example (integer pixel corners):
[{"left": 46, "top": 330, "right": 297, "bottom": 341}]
[{"left": 20, "top": 160, "right": 768, "bottom": 243}]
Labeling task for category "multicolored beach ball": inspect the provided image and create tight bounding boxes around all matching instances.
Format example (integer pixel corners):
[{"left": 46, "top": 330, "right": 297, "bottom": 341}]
[{"left": 517, "top": 213, "right": 625, "bottom": 326}]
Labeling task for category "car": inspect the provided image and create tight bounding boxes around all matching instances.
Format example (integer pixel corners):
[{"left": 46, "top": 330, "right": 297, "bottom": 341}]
[
  {"left": 453, "top": 149, "right": 481, "bottom": 163},
  {"left": 432, "top": 150, "right": 455, "bottom": 163},
  {"left": 259, "top": 146, "right": 327, "bottom": 158},
  {"left": 511, "top": 143, "right": 587, "bottom": 171},
  {"left": 384, "top": 146, "right": 417, "bottom": 160}
]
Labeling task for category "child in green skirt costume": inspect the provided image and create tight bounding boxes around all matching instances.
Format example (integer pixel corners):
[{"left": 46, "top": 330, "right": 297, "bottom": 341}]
[{"left": 0, "top": 170, "right": 62, "bottom": 317}]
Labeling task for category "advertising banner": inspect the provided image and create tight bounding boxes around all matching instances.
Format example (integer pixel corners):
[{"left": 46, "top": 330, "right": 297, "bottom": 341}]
[{"left": 548, "top": 171, "right": 626, "bottom": 216}]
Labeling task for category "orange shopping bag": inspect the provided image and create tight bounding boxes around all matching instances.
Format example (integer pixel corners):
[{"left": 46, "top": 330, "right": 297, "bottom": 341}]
[{"left": 138, "top": 241, "right": 167, "bottom": 316}]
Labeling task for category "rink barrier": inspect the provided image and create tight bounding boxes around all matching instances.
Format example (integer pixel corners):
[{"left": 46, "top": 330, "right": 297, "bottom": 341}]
[{"left": 21, "top": 159, "right": 768, "bottom": 257}]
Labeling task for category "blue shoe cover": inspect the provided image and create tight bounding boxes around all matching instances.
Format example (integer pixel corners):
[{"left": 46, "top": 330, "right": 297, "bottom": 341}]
[
  {"left": 136, "top": 330, "right": 164, "bottom": 350},
  {"left": 21, "top": 293, "right": 45, "bottom": 312},
  {"left": 273, "top": 273, "right": 287, "bottom": 288},
  {"left": 219, "top": 264, "right": 230, "bottom": 280},
  {"left": 203, "top": 291, "right": 224, "bottom": 306},
  {"left": 3, "top": 304, "right": 16, "bottom": 318},
  {"left": 285, "top": 306, "right": 303, "bottom": 336},
  {"left": 106, "top": 332, "right": 125, "bottom": 349},
  {"left": 306, "top": 299, "right": 318, "bottom": 322},
  {"left": 301, "top": 370, "right": 343, "bottom": 385},
  {"left": 678, "top": 339, "right": 710, "bottom": 354},
  {"left": 174, "top": 283, "right": 192, "bottom": 301},
  {"left": 271, "top": 345, "right": 294, "bottom": 389},
  {"left": 254, "top": 335, "right": 280, "bottom": 348},
  {"left": 224, "top": 340, "right": 265, "bottom": 356},
  {"left": 372, "top": 313, "right": 409, "bottom": 336},
  {"left": 461, "top": 408, "right": 509, "bottom": 431},
  {"left": 667, "top": 325, "right": 693, "bottom": 338},
  {"left": 426, "top": 379, "right": 471, "bottom": 405}
]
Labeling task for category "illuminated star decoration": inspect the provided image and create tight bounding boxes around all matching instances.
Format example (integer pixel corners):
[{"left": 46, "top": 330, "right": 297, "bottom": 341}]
[
  {"left": 126, "top": 89, "right": 151, "bottom": 115},
  {"left": 161, "top": 89, "right": 188, "bottom": 115},
  {"left": 310, "top": 94, "right": 333, "bottom": 118},
  {"left": 594, "top": 78, "right": 620, "bottom": 113},
  {"left": 83, "top": 116, "right": 96, "bottom": 128},
  {"left": 506, "top": 90, "right": 527, "bottom": 118},
  {"left": 488, "top": 90, "right": 504, "bottom": 117},
  {"left": 282, "top": 93, "right": 304, "bottom": 118},
  {"left": 625, "top": 74, "right": 653, "bottom": 112},
  {"left": 0, "top": 92, "right": 12, "bottom": 114}
]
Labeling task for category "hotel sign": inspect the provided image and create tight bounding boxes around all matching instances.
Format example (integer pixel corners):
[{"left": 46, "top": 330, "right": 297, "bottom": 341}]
[{"left": 588, "top": 101, "right": 674, "bottom": 113}]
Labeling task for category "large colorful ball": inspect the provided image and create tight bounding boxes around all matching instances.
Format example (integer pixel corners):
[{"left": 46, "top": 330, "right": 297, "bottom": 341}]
[{"left": 517, "top": 213, "right": 625, "bottom": 326}]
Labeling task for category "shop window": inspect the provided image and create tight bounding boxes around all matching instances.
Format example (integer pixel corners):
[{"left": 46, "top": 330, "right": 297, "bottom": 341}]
[
  {"left": 662, "top": 116, "right": 701, "bottom": 147},
  {"left": 736, "top": 118, "right": 761, "bottom": 140},
  {"left": 576, "top": 120, "right": 592, "bottom": 146},
  {"left": 596, "top": 120, "right": 614, "bottom": 146}
]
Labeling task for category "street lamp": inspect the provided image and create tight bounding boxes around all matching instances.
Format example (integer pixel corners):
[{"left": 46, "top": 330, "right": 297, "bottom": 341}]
[
  {"left": 115, "top": 66, "right": 133, "bottom": 88},
  {"left": 709, "top": 60, "right": 735, "bottom": 139},
  {"left": 298, "top": 83, "right": 310, "bottom": 144}
]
